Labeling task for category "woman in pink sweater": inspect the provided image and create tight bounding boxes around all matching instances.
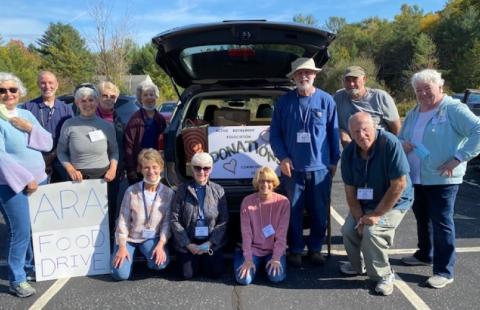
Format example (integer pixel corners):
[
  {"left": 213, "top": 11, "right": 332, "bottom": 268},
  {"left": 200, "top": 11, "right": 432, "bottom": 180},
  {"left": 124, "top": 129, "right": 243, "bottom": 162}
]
[{"left": 234, "top": 167, "right": 290, "bottom": 285}]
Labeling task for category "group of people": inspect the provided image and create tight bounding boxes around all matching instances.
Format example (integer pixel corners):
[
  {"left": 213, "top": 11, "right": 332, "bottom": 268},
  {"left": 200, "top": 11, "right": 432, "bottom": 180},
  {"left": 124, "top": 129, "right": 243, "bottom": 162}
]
[
  {"left": 0, "top": 71, "right": 168, "bottom": 297},
  {"left": 269, "top": 58, "right": 480, "bottom": 296},
  {"left": 1, "top": 54, "right": 480, "bottom": 298}
]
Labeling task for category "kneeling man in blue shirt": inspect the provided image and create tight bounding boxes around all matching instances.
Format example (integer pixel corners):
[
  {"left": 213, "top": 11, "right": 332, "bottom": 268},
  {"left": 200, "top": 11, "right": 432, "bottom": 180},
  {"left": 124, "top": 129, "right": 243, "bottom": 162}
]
[{"left": 340, "top": 112, "right": 413, "bottom": 296}]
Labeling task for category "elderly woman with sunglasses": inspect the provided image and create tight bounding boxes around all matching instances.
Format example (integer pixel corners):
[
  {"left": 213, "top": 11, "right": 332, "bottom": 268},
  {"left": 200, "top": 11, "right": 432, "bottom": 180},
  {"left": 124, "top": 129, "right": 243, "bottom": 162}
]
[
  {"left": 170, "top": 152, "right": 229, "bottom": 279},
  {"left": 0, "top": 72, "right": 53, "bottom": 297},
  {"left": 112, "top": 148, "right": 175, "bottom": 280},
  {"left": 235, "top": 166, "right": 290, "bottom": 285},
  {"left": 399, "top": 69, "right": 480, "bottom": 289},
  {"left": 56, "top": 85, "right": 119, "bottom": 182},
  {"left": 96, "top": 81, "right": 127, "bottom": 234}
]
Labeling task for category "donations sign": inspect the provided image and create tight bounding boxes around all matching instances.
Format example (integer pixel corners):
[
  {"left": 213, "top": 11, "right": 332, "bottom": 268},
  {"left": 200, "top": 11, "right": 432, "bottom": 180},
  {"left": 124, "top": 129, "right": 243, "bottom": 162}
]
[
  {"left": 28, "top": 180, "right": 110, "bottom": 281},
  {"left": 208, "top": 126, "right": 280, "bottom": 179}
]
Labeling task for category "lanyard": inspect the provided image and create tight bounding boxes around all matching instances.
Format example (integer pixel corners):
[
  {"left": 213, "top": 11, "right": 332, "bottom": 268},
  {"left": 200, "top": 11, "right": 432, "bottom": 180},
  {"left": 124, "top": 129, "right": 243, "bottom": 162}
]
[
  {"left": 363, "top": 158, "right": 370, "bottom": 188},
  {"left": 195, "top": 185, "right": 206, "bottom": 219},
  {"left": 40, "top": 106, "right": 55, "bottom": 128},
  {"left": 257, "top": 197, "right": 273, "bottom": 228},
  {"left": 297, "top": 94, "right": 311, "bottom": 132},
  {"left": 142, "top": 182, "right": 159, "bottom": 228}
]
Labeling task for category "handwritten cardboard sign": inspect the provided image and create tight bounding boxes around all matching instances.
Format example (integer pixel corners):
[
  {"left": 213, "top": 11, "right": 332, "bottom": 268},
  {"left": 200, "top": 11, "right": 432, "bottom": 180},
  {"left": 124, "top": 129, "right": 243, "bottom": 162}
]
[
  {"left": 208, "top": 126, "right": 280, "bottom": 179},
  {"left": 28, "top": 180, "right": 110, "bottom": 281}
]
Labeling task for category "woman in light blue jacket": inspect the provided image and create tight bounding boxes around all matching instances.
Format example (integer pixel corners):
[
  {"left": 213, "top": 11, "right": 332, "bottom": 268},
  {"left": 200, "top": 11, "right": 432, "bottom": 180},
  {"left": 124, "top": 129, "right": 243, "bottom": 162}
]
[{"left": 398, "top": 69, "right": 480, "bottom": 289}]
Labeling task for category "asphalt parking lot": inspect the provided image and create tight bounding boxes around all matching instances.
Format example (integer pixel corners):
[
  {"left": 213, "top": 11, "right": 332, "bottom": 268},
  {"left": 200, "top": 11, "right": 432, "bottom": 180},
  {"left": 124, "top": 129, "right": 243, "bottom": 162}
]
[{"left": 1, "top": 166, "right": 480, "bottom": 310}]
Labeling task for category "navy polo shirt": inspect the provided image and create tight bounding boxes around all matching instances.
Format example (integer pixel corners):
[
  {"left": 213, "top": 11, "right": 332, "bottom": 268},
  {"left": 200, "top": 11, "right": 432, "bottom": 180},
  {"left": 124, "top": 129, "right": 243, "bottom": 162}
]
[
  {"left": 341, "top": 130, "right": 413, "bottom": 211},
  {"left": 21, "top": 97, "right": 74, "bottom": 148}
]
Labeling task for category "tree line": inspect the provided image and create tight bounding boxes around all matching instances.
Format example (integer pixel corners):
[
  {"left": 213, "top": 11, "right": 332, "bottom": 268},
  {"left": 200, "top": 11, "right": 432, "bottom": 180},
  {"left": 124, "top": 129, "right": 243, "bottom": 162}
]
[{"left": 0, "top": 0, "right": 479, "bottom": 114}]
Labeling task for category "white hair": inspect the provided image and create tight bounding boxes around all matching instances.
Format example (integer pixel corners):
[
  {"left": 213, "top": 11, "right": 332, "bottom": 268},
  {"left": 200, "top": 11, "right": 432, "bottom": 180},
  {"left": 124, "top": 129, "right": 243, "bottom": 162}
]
[
  {"left": 191, "top": 152, "right": 213, "bottom": 167},
  {"left": 136, "top": 80, "right": 160, "bottom": 103},
  {"left": 411, "top": 69, "right": 445, "bottom": 88},
  {"left": 74, "top": 86, "right": 98, "bottom": 100},
  {"left": 0, "top": 72, "right": 27, "bottom": 97}
]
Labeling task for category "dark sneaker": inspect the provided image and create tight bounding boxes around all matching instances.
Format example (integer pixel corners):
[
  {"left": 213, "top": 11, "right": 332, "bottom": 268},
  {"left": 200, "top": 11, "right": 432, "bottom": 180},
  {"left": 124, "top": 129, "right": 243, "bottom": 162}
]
[
  {"left": 9, "top": 281, "right": 36, "bottom": 298},
  {"left": 26, "top": 271, "right": 36, "bottom": 282},
  {"left": 401, "top": 255, "right": 432, "bottom": 266},
  {"left": 375, "top": 273, "right": 395, "bottom": 296},
  {"left": 426, "top": 275, "right": 454, "bottom": 289},
  {"left": 339, "top": 261, "right": 366, "bottom": 276},
  {"left": 287, "top": 253, "right": 302, "bottom": 267},
  {"left": 309, "top": 251, "right": 326, "bottom": 265}
]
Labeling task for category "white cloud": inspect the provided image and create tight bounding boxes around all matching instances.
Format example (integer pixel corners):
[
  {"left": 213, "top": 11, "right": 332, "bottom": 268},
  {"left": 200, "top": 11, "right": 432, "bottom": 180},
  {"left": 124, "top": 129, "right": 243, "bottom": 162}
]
[{"left": 0, "top": 18, "right": 47, "bottom": 41}]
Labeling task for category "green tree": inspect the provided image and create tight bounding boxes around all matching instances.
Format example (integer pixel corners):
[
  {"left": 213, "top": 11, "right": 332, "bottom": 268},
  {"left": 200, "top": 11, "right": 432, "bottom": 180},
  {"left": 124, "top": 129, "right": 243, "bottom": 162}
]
[
  {"left": 433, "top": 5, "right": 480, "bottom": 91},
  {"left": 35, "top": 22, "right": 95, "bottom": 92},
  {"left": 293, "top": 14, "right": 318, "bottom": 26},
  {"left": 324, "top": 17, "right": 346, "bottom": 34},
  {"left": 401, "top": 33, "right": 439, "bottom": 95},
  {"left": 375, "top": 4, "right": 424, "bottom": 99},
  {"left": 0, "top": 40, "right": 42, "bottom": 99},
  {"left": 129, "top": 43, "right": 176, "bottom": 101}
]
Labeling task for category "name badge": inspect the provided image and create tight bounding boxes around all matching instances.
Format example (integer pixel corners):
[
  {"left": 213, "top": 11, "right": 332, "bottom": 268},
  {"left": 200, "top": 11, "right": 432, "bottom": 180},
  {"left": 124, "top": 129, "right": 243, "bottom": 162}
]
[
  {"left": 88, "top": 130, "right": 105, "bottom": 142},
  {"left": 414, "top": 143, "right": 430, "bottom": 160},
  {"left": 142, "top": 228, "right": 156, "bottom": 239},
  {"left": 357, "top": 188, "right": 373, "bottom": 200},
  {"left": 195, "top": 226, "right": 209, "bottom": 238},
  {"left": 262, "top": 224, "right": 275, "bottom": 238},
  {"left": 297, "top": 131, "right": 311, "bottom": 143}
]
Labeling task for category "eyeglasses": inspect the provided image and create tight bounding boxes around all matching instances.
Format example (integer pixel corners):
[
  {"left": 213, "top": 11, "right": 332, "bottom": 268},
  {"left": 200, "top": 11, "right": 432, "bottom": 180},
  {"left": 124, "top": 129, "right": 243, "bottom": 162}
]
[
  {"left": 0, "top": 87, "right": 19, "bottom": 94},
  {"left": 101, "top": 94, "right": 117, "bottom": 100},
  {"left": 193, "top": 166, "right": 211, "bottom": 172},
  {"left": 259, "top": 179, "right": 274, "bottom": 184}
]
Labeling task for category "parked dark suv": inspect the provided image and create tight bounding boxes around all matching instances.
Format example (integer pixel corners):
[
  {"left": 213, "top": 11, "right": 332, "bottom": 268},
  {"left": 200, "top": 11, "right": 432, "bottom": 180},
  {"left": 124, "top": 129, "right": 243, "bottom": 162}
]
[{"left": 153, "top": 21, "right": 335, "bottom": 213}]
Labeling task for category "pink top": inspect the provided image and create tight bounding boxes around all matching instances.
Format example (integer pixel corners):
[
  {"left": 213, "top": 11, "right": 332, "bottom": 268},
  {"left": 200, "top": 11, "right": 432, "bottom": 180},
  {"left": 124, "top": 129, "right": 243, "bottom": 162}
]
[{"left": 240, "top": 192, "right": 290, "bottom": 261}]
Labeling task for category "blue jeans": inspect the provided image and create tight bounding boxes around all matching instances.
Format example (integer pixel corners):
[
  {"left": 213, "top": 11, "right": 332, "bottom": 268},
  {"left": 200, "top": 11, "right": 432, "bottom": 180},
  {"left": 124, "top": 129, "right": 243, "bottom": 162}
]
[
  {"left": 233, "top": 249, "right": 286, "bottom": 285},
  {"left": 111, "top": 238, "right": 169, "bottom": 280},
  {"left": 282, "top": 169, "right": 331, "bottom": 253},
  {"left": 0, "top": 183, "right": 43, "bottom": 285},
  {"left": 412, "top": 184, "right": 459, "bottom": 278}
]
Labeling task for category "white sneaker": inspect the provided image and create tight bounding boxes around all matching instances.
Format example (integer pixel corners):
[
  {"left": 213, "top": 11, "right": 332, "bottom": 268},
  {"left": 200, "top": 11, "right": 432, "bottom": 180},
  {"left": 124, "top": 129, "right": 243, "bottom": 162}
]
[
  {"left": 426, "top": 275, "right": 454, "bottom": 289},
  {"left": 339, "top": 261, "right": 366, "bottom": 276},
  {"left": 375, "top": 273, "right": 395, "bottom": 296}
]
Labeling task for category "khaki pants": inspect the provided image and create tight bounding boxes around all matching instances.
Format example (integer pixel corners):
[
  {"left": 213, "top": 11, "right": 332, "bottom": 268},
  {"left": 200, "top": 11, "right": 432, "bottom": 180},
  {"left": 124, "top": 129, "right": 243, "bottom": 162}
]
[{"left": 341, "top": 208, "right": 407, "bottom": 281}]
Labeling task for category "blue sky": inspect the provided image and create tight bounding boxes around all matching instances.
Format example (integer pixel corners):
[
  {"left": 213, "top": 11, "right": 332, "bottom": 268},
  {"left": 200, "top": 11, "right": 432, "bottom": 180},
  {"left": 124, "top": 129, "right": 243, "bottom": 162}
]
[{"left": 1, "top": 0, "right": 447, "bottom": 48}]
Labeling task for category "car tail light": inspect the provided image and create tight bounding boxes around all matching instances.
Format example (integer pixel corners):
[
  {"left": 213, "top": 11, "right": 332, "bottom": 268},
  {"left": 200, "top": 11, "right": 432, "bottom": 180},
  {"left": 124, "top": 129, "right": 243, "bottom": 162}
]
[{"left": 228, "top": 48, "right": 255, "bottom": 58}]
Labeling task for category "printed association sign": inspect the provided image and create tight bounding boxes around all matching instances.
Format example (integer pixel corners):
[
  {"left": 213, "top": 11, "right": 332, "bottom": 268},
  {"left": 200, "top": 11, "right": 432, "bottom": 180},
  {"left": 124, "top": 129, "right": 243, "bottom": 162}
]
[
  {"left": 208, "top": 126, "right": 280, "bottom": 179},
  {"left": 28, "top": 179, "right": 110, "bottom": 281}
]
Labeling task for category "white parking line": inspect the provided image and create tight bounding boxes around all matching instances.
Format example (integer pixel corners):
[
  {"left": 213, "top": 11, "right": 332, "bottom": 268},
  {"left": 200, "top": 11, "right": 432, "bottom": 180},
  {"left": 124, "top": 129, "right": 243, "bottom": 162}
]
[
  {"left": 28, "top": 278, "right": 70, "bottom": 310},
  {"left": 394, "top": 277, "right": 431, "bottom": 310},
  {"left": 330, "top": 205, "right": 430, "bottom": 310},
  {"left": 463, "top": 180, "right": 480, "bottom": 188}
]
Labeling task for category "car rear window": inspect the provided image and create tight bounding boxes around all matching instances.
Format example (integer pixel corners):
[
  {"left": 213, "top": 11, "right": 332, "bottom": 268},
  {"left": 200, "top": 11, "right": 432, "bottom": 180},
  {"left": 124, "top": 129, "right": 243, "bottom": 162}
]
[
  {"left": 186, "top": 95, "right": 279, "bottom": 126},
  {"left": 467, "top": 93, "right": 480, "bottom": 104},
  {"left": 179, "top": 44, "right": 305, "bottom": 80}
]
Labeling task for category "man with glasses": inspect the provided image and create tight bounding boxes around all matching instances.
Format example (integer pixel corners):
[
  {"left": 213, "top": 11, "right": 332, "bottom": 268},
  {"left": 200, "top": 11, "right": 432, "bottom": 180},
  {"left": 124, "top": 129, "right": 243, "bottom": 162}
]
[
  {"left": 22, "top": 71, "right": 73, "bottom": 182},
  {"left": 270, "top": 57, "right": 340, "bottom": 267}
]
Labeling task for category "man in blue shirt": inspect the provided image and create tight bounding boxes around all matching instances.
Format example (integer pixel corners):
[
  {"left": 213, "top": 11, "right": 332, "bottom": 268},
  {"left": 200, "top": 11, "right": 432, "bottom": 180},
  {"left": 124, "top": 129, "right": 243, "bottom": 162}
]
[
  {"left": 270, "top": 57, "right": 340, "bottom": 266},
  {"left": 22, "top": 71, "right": 73, "bottom": 182},
  {"left": 340, "top": 112, "right": 413, "bottom": 296}
]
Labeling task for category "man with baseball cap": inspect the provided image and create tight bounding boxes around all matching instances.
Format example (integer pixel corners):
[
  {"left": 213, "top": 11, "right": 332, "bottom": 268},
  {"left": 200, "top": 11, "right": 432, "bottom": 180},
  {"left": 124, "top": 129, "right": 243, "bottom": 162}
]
[
  {"left": 270, "top": 57, "right": 340, "bottom": 267},
  {"left": 334, "top": 66, "right": 401, "bottom": 148}
]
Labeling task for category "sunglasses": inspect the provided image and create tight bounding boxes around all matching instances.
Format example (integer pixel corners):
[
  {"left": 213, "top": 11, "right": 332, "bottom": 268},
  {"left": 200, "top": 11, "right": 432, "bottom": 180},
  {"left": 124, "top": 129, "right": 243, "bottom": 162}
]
[
  {"left": 193, "top": 166, "right": 211, "bottom": 172},
  {"left": 259, "top": 179, "right": 274, "bottom": 184},
  {"left": 101, "top": 94, "right": 117, "bottom": 100},
  {"left": 0, "top": 87, "right": 19, "bottom": 94}
]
